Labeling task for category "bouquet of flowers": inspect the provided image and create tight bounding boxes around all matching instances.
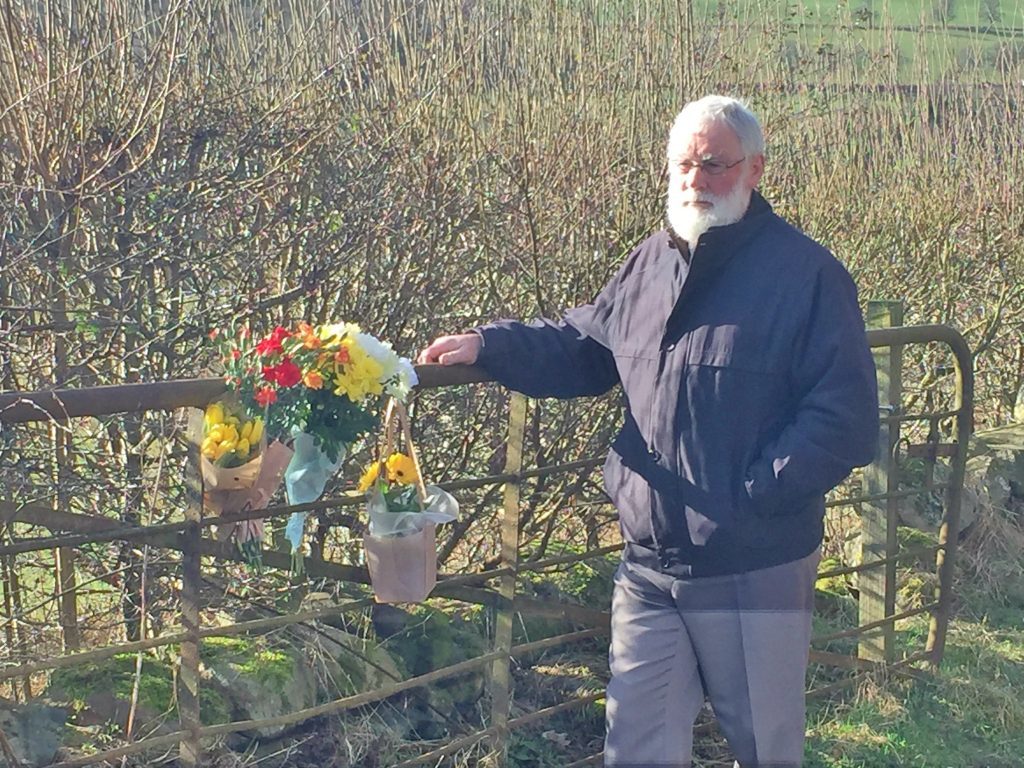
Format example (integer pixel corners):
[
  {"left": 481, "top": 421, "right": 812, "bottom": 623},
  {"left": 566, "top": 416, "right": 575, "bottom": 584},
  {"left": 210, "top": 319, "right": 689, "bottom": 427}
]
[
  {"left": 360, "top": 403, "right": 458, "bottom": 603},
  {"left": 210, "top": 321, "right": 418, "bottom": 566},
  {"left": 199, "top": 402, "right": 264, "bottom": 488},
  {"left": 197, "top": 399, "right": 295, "bottom": 568}
]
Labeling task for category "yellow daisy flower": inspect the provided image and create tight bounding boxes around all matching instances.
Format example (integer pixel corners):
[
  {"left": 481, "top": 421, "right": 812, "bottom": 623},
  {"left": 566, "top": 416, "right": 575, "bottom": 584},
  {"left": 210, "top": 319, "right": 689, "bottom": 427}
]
[{"left": 386, "top": 453, "right": 419, "bottom": 485}]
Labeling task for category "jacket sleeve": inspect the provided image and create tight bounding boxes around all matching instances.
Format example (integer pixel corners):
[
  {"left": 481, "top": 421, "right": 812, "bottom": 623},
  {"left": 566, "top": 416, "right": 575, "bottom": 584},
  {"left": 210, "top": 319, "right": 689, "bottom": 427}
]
[
  {"left": 742, "top": 261, "right": 879, "bottom": 515},
  {"left": 474, "top": 316, "right": 619, "bottom": 398},
  {"left": 473, "top": 265, "right": 624, "bottom": 399}
]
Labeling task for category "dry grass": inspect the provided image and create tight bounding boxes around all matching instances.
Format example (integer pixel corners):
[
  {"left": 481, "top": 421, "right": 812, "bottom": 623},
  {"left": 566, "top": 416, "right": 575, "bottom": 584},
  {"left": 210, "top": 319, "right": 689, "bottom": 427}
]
[{"left": 956, "top": 499, "right": 1024, "bottom": 609}]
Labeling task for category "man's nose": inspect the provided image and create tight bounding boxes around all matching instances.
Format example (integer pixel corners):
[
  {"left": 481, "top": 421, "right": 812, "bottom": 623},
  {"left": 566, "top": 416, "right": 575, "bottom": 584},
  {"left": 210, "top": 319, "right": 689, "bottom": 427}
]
[{"left": 681, "top": 165, "right": 709, "bottom": 190}]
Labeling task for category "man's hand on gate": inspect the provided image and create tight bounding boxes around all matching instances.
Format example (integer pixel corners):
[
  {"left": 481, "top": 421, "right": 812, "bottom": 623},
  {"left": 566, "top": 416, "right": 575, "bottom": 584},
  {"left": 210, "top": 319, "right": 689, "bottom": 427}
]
[{"left": 417, "top": 333, "right": 482, "bottom": 366}]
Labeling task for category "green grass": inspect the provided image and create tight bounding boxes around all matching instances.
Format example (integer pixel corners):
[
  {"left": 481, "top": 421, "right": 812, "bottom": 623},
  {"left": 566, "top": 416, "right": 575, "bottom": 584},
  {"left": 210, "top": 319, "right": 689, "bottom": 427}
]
[
  {"left": 802, "top": 595, "right": 1024, "bottom": 766},
  {"left": 697, "top": 0, "right": 1024, "bottom": 27},
  {"left": 693, "top": 0, "right": 1024, "bottom": 81}
]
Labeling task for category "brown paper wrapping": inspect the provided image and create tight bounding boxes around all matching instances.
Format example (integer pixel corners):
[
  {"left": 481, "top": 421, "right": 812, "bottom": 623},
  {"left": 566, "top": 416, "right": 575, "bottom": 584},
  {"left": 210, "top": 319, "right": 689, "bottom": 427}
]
[
  {"left": 200, "top": 452, "right": 264, "bottom": 491},
  {"left": 363, "top": 523, "right": 437, "bottom": 603},
  {"left": 203, "top": 440, "right": 294, "bottom": 518}
]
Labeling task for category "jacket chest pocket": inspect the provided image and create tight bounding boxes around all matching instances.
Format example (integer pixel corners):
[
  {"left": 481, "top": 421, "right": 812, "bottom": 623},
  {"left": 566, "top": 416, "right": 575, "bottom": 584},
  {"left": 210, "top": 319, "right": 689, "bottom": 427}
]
[
  {"left": 679, "top": 325, "right": 789, "bottom": 439},
  {"left": 685, "top": 325, "right": 785, "bottom": 376}
]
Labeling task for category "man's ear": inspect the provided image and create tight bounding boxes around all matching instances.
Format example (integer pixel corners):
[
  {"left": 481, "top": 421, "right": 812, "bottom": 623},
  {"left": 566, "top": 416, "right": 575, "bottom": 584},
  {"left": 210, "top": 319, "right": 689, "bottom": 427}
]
[{"left": 748, "top": 153, "right": 765, "bottom": 189}]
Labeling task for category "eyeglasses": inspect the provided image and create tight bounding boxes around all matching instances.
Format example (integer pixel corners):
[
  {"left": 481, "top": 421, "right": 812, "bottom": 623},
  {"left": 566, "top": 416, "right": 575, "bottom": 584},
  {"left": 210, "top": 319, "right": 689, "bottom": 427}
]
[{"left": 676, "top": 156, "right": 745, "bottom": 176}]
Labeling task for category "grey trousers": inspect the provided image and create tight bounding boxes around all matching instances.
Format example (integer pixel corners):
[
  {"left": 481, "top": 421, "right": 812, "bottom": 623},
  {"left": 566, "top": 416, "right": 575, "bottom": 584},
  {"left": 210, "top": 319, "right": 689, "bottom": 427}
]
[{"left": 604, "top": 548, "right": 821, "bottom": 768}]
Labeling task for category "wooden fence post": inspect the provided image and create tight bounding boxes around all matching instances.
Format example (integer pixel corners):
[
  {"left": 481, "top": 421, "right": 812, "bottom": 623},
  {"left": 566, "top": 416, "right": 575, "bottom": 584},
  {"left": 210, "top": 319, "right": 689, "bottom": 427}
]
[
  {"left": 54, "top": 419, "right": 80, "bottom": 653},
  {"left": 859, "top": 301, "right": 903, "bottom": 663},
  {"left": 179, "top": 428, "right": 204, "bottom": 766},
  {"left": 0, "top": 552, "right": 31, "bottom": 701},
  {"left": 489, "top": 393, "right": 527, "bottom": 763},
  {"left": 52, "top": 304, "right": 80, "bottom": 652}
]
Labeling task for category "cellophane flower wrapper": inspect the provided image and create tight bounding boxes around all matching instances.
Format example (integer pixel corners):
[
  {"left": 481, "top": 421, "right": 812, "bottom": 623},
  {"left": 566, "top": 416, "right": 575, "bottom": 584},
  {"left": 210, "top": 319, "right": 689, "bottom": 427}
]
[
  {"left": 283, "top": 430, "right": 348, "bottom": 562},
  {"left": 366, "top": 485, "right": 459, "bottom": 537}
]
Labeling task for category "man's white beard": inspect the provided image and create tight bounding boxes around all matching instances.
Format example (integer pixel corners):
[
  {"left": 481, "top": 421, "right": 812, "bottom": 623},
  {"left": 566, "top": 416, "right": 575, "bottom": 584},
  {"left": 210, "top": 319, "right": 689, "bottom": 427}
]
[{"left": 665, "top": 178, "right": 752, "bottom": 249}]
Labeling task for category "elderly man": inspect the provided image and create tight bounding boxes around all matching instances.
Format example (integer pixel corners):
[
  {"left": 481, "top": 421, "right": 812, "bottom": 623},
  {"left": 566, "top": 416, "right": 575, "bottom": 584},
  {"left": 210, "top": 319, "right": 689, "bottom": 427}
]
[{"left": 419, "top": 95, "right": 878, "bottom": 767}]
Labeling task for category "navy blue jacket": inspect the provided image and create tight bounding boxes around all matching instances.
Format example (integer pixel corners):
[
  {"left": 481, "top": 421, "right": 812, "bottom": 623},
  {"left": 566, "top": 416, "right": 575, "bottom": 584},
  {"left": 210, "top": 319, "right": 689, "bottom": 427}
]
[{"left": 476, "top": 193, "right": 879, "bottom": 577}]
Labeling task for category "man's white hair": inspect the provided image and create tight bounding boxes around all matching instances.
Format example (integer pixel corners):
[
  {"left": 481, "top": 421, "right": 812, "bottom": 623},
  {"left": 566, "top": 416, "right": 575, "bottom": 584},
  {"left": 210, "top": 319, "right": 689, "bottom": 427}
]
[{"left": 666, "top": 95, "right": 765, "bottom": 161}]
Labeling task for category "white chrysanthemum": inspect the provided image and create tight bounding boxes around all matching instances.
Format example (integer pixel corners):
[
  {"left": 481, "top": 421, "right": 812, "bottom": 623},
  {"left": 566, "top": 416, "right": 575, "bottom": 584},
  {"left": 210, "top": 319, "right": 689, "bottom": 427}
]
[{"left": 386, "top": 357, "right": 418, "bottom": 401}]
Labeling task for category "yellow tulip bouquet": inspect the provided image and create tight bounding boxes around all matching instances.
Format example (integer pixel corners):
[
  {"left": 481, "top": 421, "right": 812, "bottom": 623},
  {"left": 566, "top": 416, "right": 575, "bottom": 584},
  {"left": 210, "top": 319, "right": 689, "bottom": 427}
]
[
  {"left": 198, "top": 399, "right": 293, "bottom": 566},
  {"left": 201, "top": 402, "right": 264, "bottom": 472}
]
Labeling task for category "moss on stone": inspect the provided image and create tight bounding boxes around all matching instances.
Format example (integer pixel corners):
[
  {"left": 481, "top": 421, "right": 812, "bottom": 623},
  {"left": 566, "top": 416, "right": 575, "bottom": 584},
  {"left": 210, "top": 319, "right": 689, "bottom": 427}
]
[
  {"left": 50, "top": 653, "right": 174, "bottom": 715},
  {"left": 202, "top": 635, "right": 253, "bottom": 660},
  {"left": 48, "top": 651, "right": 231, "bottom": 726},
  {"left": 203, "top": 635, "right": 298, "bottom": 689},
  {"left": 382, "top": 605, "right": 488, "bottom": 710},
  {"left": 238, "top": 647, "right": 295, "bottom": 688}
]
